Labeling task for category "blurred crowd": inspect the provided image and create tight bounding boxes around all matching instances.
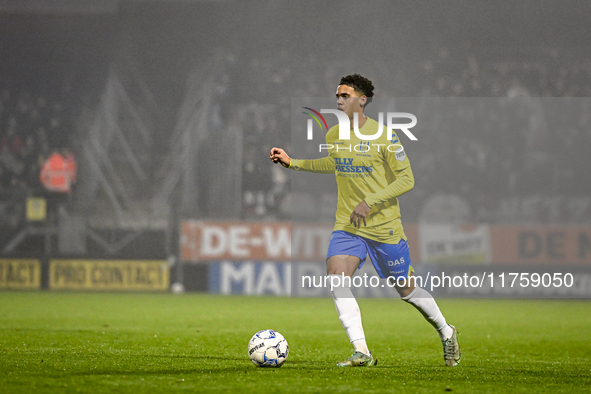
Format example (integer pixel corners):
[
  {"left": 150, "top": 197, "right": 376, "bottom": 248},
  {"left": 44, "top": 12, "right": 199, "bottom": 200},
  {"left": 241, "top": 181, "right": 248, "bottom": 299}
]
[
  {"left": 236, "top": 48, "right": 591, "bottom": 222},
  {"left": 2, "top": 45, "right": 590, "bottom": 225},
  {"left": 0, "top": 81, "right": 74, "bottom": 190},
  {"left": 0, "top": 78, "right": 77, "bottom": 228}
]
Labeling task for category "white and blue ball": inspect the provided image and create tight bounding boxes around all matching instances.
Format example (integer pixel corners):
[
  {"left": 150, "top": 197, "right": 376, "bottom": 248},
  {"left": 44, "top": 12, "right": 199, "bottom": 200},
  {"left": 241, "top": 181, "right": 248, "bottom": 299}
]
[{"left": 248, "top": 329, "right": 289, "bottom": 367}]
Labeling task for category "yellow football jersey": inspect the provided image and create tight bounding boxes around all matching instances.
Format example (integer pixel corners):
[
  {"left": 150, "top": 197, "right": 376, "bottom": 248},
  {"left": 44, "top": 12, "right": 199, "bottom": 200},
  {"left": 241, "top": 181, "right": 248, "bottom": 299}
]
[{"left": 290, "top": 117, "right": 414, "bottom": 244}]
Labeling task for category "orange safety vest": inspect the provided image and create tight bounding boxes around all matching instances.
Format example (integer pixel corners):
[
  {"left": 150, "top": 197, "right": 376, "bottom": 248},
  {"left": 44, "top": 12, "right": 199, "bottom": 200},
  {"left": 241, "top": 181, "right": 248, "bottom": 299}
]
[{"left": 40, "top": 152, "right": 77, "bottom": 193}]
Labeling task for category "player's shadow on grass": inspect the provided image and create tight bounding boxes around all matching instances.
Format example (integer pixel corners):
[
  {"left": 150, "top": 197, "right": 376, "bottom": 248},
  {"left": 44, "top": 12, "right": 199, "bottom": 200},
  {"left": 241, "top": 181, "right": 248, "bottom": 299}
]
[
  {"left": 1, "top": 327, "right": 96, "bottom": 333},
  {"left": 69, "top": 367, "right": 248, "bottom": 376},
  {"left": 67, "top": 358, "right": 331, "bottom": 376},
  {"left": 149, "top": 354, "right": 244, "bottom": 361}
]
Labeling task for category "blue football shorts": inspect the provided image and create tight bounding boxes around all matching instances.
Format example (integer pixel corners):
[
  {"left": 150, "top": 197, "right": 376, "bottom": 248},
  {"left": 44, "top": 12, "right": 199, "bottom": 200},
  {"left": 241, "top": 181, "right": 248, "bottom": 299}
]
[{"left": 326, "top": 230, "right": 413, "bottom": 279}]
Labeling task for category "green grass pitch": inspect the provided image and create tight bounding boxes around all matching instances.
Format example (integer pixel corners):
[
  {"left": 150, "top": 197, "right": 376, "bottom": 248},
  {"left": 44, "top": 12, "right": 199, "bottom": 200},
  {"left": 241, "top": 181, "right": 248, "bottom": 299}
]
[{"left": 1, "top": 292, "right": 590, "bottom": 393}]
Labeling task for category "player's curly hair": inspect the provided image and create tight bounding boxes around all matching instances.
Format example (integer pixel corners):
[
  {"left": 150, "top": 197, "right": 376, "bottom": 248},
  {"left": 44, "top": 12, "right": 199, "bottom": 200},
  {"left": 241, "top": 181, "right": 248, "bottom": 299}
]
[{"left": 339, "top": 74, "right": 375, "bottom": 107}]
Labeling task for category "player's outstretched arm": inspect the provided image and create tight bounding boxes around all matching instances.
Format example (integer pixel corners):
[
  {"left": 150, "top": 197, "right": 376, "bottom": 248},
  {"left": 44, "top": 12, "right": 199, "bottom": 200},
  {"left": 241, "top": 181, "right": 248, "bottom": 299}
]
[
  {"left": 270, "top": 147, "right": 335, "bottom": 173},
  {"left": 364, "top": 165, "right": 415, "bottom": 208},
  {"left": 270, "top": 147, "right": 291, "bottom": 168}
]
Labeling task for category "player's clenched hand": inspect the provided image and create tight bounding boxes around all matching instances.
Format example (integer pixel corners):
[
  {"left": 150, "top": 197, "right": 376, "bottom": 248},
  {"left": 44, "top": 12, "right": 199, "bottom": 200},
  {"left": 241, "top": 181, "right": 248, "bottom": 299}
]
[
  {"left": 269, "top": 147, "right": 291, "bottom": 168},
  {"left": 350, "top": 200, "right": 370, "bottom": 229}
]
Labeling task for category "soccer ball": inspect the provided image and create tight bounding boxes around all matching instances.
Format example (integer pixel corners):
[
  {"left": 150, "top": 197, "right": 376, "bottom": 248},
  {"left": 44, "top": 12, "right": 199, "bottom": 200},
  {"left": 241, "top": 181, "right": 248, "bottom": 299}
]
[{"left": 248, "top": 329, "right": 289, "bottom": 367}]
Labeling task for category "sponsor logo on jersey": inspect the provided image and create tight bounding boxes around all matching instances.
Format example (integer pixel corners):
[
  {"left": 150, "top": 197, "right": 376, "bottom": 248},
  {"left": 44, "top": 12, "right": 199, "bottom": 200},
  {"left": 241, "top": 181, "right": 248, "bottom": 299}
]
[
  {"left": 334, "top": 157, "right": 373, "bottom": 174},
  {"left": 387, "top": 257, "right": 405, "bottom": 266}
]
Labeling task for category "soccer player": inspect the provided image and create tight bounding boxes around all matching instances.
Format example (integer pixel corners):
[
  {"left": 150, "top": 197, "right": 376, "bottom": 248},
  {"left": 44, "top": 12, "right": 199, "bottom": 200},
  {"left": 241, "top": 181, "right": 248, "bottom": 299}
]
[{"left": 269, "top": 74, "right": 461, "bottom": 367}]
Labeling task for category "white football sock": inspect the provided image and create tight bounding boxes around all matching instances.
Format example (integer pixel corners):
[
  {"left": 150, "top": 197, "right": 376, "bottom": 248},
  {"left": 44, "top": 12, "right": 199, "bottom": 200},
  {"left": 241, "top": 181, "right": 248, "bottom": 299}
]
[
  {"left": 329, "top": 274, "right": 370, "bottom": 355},
  {"left": 402, "top": 286, "right": 453, "bottom": 341}
]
